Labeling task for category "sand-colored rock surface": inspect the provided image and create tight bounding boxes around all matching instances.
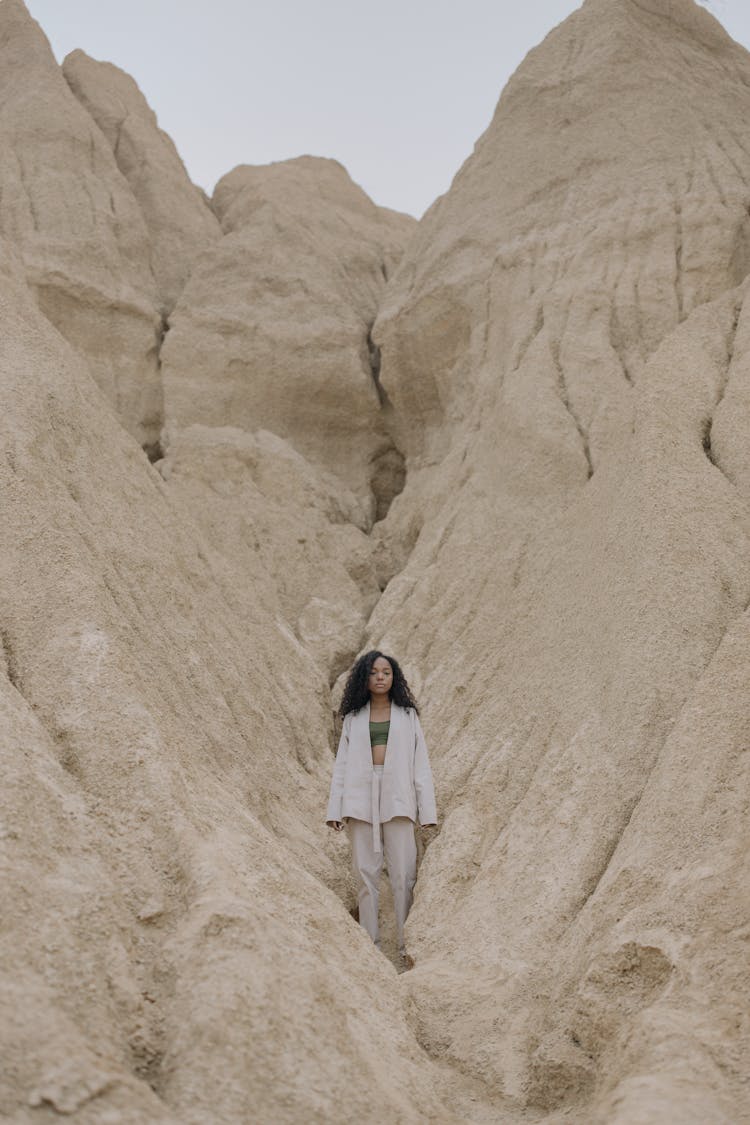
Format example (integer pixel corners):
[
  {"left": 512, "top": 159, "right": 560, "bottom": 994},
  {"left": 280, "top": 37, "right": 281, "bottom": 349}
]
[
  {"left": 0, "top": 254, "right": 456, "bottom": 1123},
  {"left": 366, "top": 0, "right": 750, "bottom": 1118},
  {"left": 161, "top": 156, "right": 415, "bottom": 503},
  {"left": 62, "top": 49, "right": 221, "bottom": 313},
  {"left": 0, "top": 0, "right": 163, "bottom": 449},
  {"left": 158, "top": 423, "right": 381, "bottom": 680},
  {"left": 157, "top": 158, "right": 415, "bottom": 670},
  {"left": 4, "top": 0, "right": 750, "bottom": 1120}
]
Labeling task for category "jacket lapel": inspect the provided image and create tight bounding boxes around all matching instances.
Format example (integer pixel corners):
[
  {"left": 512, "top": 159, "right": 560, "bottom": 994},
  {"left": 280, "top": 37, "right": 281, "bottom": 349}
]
[
  {"left": 354, "top": 701, "right": 371, "bottom": 757},
  {"left": 383, "top": 702, "right": 398, "bottom": 769}
]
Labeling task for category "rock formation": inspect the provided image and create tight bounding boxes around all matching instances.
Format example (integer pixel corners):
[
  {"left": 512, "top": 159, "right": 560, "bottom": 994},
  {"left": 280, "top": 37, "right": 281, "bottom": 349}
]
[
  {"left": 158, "top": 156, "right": 416, "bottom": 672},
  {"left": 0, "top": 0, "right": 163, "bottom": 450},
  {"left": 2, "top": 0, "right": 750, "bottom": 1121},
  {"left": 161, "top": 156, "right": 413, "bottom": 502},
  {"left": 62, "top": 49, "right": 221, "bottom": 313},
  {"left": 0, "top": 240, "right": 450, "bottom": 1122},
  {"left": 369, "top": 0, "right": 750, "bottom": 1119}
]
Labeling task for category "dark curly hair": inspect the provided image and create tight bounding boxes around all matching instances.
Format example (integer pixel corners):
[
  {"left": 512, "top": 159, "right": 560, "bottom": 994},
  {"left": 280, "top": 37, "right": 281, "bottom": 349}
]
[{"left": 339, "top": 650, "right": 419, "bottom": 718}]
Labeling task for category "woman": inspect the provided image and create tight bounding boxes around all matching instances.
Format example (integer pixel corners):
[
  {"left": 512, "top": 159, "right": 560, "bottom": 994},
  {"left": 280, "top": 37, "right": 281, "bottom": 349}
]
[{"left": 326, "top": 650, "right": 437, "bottom": 962}]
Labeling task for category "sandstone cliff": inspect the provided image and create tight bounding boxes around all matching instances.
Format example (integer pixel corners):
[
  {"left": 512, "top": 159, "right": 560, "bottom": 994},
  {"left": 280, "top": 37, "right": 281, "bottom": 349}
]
[
  {"left": 62, "top": 49, "right": 221, "bottom": 314},
  {"left": 2, "top": 0, "right": 749, "bottom": 1122},
  {"left": 369, "top": 0, "right": 750, "bottom": 1118},
  {"left": 0, "top": 0, "right": 163, "bottom": 450}
]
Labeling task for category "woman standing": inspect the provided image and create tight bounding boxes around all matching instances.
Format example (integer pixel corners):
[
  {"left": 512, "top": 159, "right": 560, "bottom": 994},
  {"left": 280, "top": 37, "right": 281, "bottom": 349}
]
[{"left": 326, "top": 650, "right": 437, "bottom": 963}]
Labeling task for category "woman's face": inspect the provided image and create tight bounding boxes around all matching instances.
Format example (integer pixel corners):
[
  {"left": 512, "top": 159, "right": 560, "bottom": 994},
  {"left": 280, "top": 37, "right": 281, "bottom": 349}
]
[{"left": 368, "top": 657, "right": 393, "bottom": 697}]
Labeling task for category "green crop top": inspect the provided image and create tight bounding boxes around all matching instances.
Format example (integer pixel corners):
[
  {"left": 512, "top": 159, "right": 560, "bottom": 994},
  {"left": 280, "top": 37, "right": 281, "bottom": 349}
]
[{"left": 369, "top": 719, "right": 390, "bottom": 747}]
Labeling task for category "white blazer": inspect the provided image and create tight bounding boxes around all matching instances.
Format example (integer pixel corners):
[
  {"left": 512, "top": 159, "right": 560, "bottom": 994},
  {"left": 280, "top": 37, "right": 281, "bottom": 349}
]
[{"left": 325, "top": 701, "right": 437, "bottom": 827}]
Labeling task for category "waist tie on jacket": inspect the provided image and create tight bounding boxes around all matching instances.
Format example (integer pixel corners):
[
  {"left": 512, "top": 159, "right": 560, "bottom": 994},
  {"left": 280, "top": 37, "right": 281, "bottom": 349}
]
[{"left": 371, "top": 765, "right": 384, "bottom": 853}]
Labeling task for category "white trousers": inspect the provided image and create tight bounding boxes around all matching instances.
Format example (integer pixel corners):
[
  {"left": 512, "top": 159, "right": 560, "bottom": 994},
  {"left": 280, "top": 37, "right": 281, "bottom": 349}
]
[{"left": 347, "top": 805, "right": 417, "bottom": 955}]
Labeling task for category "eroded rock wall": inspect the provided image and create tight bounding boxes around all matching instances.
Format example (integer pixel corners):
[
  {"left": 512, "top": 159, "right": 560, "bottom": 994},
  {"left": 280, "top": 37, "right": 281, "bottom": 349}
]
[
  {"left": 3, "top": 0, "right": 750, "bottom": 1121},
  {"left": 0, "top": 253, "right": 454, "bottom": 1123},
  {"left": 0, "top": 0, "right": 163, "bottom": 448},
  {"left": 159, "top": 156, "right": 416, "bottom": 677},
  {"left": 368, "top": 0, "right": 750, "bottom": 1119},
  {"left": 62, "top": 49, "right": 222, "bottom": 313},
  {"left": 161, "top": 155, "right": 414, "bottom": 501}
]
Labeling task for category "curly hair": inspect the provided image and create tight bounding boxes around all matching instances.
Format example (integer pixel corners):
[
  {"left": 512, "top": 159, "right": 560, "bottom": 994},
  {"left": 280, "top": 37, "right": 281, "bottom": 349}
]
[{"left": 339, "top": 650, "right": 419, "bottom": 718}]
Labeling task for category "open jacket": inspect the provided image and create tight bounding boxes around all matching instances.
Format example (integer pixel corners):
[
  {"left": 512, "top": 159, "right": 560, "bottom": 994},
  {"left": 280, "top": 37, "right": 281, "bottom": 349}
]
[{"left": 326, "top": 701, "right": 437, "bottom": 827}]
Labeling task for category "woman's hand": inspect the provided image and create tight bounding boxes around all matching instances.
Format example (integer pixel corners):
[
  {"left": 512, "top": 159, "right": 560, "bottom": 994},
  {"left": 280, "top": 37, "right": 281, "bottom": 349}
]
[{"left": 327, "top": 820, "right": 344, "bottom": 832}]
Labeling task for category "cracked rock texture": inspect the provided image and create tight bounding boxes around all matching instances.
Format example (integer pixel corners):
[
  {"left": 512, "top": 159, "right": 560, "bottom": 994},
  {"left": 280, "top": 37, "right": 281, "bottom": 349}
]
[
  {"left": 62, "top": 49, "right": 222, "bottom": 313},
  {"left": 161, "top": 155, "right": 414, "bottom": 501},
  {"left": 368, "top": 0, "right": 750, "bottom": 1120},
  {"left": 158, "top": 157, "right": 415, "bottom": 671},
  {"left": 2, "top": 0, "right": 750, "bottom": 1122},
  {"left": 0, "top": 0, "right": 163, "bottom": 449}
]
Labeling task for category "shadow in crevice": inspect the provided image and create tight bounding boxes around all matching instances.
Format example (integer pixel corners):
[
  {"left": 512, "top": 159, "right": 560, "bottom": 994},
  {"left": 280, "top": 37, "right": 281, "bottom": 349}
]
[
  {"left": 0, "top": 628, "right": 19, "bottom": 690},
  {"left": 364, "top": 321, "right": 407, "bottom": 525},
  {"left": 143, "top": 438, "right": 164, "bottom": 464},
  {"left": 369, "top": 440, "right": 406, "bottom": 524}
]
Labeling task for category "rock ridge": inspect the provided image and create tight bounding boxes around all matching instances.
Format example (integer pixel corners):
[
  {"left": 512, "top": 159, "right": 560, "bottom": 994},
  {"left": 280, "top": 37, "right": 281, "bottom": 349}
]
[{"left": 3, "top": 0, "right": 750, "bottom": 1121}]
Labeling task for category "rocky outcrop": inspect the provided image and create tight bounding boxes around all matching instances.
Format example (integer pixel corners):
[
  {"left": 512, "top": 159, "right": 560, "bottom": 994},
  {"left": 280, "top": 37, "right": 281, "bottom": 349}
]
[
  {"left": 0, "top": 0, "right": 163, "bottom": 449},
  {"left": 0, "top": 254, "right": 454, "bottom": 1123},
  {"left": 161, "top": 156, "right": 415, "bottom": 504},
  {"left": 368, "top": 0, "right": 750, "bottom": 1119},
  {"left": 4, "top": 0, "right": 750, "bottom": 1121},
  {"left": 158, "top": 157, "right": 415, "bottom": 675},
  {"left": 376, "top": 0, "right": 750, "bottom": 468},
  {"left": 62, "top": 49, "right": 221, "bottom": 313},
  {"left": 158, "top": 423, "right": 381, "bottom": 679}
]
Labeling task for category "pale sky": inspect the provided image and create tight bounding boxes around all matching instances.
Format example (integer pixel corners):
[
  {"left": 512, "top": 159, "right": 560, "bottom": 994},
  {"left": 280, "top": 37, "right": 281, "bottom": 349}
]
[{"left": 25, "top": 0, "right": 744, "bottom": 219}]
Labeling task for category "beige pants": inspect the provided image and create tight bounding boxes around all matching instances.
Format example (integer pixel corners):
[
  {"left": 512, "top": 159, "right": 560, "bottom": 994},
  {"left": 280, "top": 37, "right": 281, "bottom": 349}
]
[{"left": 347, "top": 805, "right": 417, "bottom": 955}]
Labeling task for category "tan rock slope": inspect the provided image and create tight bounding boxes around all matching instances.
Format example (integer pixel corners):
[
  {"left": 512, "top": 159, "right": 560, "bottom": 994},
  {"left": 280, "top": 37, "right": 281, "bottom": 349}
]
[
  {"left": 369, "top": 0, "right": 750, "bottom": 1119},
  {"left": 159, "top": 156, "right": 416, "bottom": 676},
  {"left": 3, "top": 0, "right": 750, "bottom": 1121},
  {"left": 62, "top": 49, "right": 221, "bottom": 313},
  {"left": 0, "top": 254, "right": 452, "bottom": 1122},
  {"left": 0, "top": 0, "right": 162, "bottom": 449},
  {"left": 161, "top": 155, "right": 413, "bottom": 501}
]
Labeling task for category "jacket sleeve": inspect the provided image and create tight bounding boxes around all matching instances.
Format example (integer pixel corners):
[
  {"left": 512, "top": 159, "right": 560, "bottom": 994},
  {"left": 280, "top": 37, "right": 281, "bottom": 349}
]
[
  {"left": 325, "top": 715, "right": 350, "bottom": 823},
  {"left": 413, "top": 713, "right": 437, "bottom": 826}
]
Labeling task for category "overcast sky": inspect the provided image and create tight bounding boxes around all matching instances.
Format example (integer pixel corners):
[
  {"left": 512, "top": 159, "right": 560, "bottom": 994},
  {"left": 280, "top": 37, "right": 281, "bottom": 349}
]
[{"left": 25, "top": 0, "right": 744, "bottom": 219}]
